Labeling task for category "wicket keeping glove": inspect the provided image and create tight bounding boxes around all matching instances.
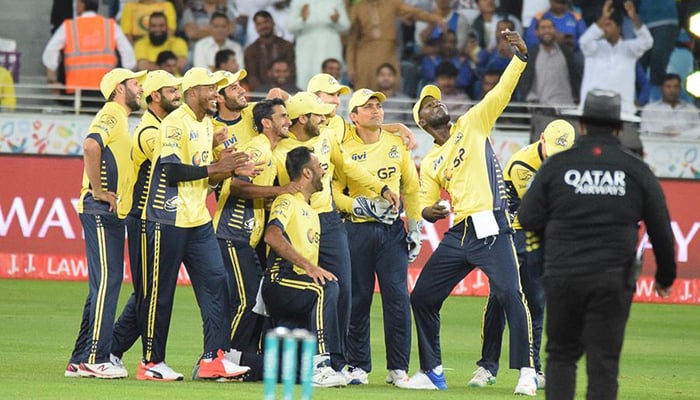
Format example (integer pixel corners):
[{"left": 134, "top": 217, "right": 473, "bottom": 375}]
[
  {"left": 406, "top": 219, "right": 422, "bottom": 263},
  {"left": 352, "top": 196, "right": 398, "bottom": 225}
]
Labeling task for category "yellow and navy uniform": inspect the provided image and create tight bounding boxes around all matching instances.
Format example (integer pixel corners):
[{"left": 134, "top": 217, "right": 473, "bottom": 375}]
[
  {"left": 145, "top": 103, "right": 214, "bottom": 227},
  {"left": 212, "top": 105, "right": 257, "bottom": 158},
  {"left": 272, "top": 129, "right": 386, "bottom": 214},
  {"left": 213, "top": 133, "right": 276, "bottom": 247},
  {"left": 123, "top": 108, "right": 162, "bottom": 219},
  {"left": 325, "top": 114, "right": 354, "bottom": 146},
  {"left": 419, "top": 57, "right": 527, "bottom": 227},
  {"left": 78, "top": 101, "right": 133, "bottom": 218},
  {"left": 333, "top": 128, "right": 421, "bottom": 222},
  {"left": 504, "top": 141, "right": 543, "bottom": 244}
]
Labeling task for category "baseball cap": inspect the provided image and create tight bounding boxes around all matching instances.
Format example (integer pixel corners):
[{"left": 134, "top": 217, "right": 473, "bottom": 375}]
[
  {"left": 181, "top": 67, "right": 228, "bottom": 93},
  {"left": 99, "top": 68, "right": 147, "bottom": 100},
  {"left": 306, "top": 73, "right": 350, "bottom": 95},
  {"left": 542, "top": 119, "right": 575, "bottom": 157},
  {"left": 142, "top": 70, "right": 181, "bottom": 95},
  {"left": 286, "top": 91, "right": 335, "bottom": 120},
  {"left": 564, "top": 89, "right": 640, "bottom": 123},
  {"left": 412, "top": 84, "right": 442, "bottom": 128},
  {"left": 348, "top": 88, "right": 386, "bottom": 113},
  {"left": 216, "top": 69, "right": 248, "bottom": 91}
]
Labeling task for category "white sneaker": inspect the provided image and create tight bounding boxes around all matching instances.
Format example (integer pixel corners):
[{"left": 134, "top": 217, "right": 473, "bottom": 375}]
[
  {"left": 137, "top": 361, "right": 184, "bottom": 381},
  {"left": 386, "top": 369, "right": 409, "bottom": 387},
  {"left": 313, "top": 366, "right": 347, "bottom": 387},
  {"left": 537, "top": 371, "right": 546, "bottom": 389},
  {"left": 468, "top": 366, "right": 496, "bottom": 387},
  {"left": 514, "top": 367, "right": 537, "bottom": 396},
  {"left": 397, "top": 370, "right": 446, "bottom": 390},
  {"left": 78, "top": 362, "right": 129, "bottom": 379},
  {"left": 342, "top": 365, "right": 369, "bottom": 385},
  {"left": 109, "top": 354, "right": 124, "bottom": 369},
  {"left": 64, "top": 362, "right": 80, "bottom": 378}
]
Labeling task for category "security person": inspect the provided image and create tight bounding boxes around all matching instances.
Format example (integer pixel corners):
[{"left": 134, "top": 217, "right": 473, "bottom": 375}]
[{"left": 518, "top": 89, "right": 676, "bottom": 400}]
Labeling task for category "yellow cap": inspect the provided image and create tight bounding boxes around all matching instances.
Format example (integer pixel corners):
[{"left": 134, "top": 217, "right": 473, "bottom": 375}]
[
  {"left": 181, "top": 67, "right": 228, "bottom": 93},
  {"left": 306, "top": 73, "right": 350, "bottom": 95},
  {"left": 286, "top": 91, "right": 336, "bottom": 120},
  {"left": 412, "top": 84, "right": 442, "bottom": 128},
  {"left": 542, "top": 119, "right": 575, "bottom": 157},
  {"left": 216, "top": 69, "right": 247, "bottom": 91},
  {"left": 142, "top": 70, "right": 181, "bottom": 95},
  {"left": 348, "top": 88, "right": 386, "bottom": 113},
  {"left": 99, "top": 68, "right": 147, "bottom": 100}
]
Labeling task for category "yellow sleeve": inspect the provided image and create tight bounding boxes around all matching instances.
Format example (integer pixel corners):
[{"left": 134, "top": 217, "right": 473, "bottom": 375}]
[
  {"left": 400, "top": 147, "right": 421, "bottom": 221},
  {"left": 87, "top": 106, "right": 119, "bottom": 147},
  {"left": 137, "top": 126, "right": 158, "bottom": 161},
  {"left": 419, "top": 160, "right": 442, "bottom": 212},
  {"left": 269, "top": 194, "right": 293, "bottom": 228},
  {"left": 332, "top": 167, "right": 353, "bottom": 214},
  {"left": 330, "top": 140, "right": 385, "bottom": 195}
]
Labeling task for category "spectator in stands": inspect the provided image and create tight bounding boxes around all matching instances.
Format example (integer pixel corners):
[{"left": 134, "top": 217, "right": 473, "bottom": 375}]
[
  {"left": 243, "top": 10, "right": 295, "bottom": 91},
  {"left": 50, "top": 0, "right": 74, "bottom": 34},
  {"left": 321, "top": 58, "right": 343, "bottom": 82},
  {"left": 257, "top": 58, "right": 300, "bottom": 94},
  {"left": 420, "top": 30, "right": 475, "bottom": 95},
  {"left": 433, "top": 61, "right": 470, "bottom": 116},
  {"left": 479, "top": 69, "right": 501, "bottom": 98},
  {"left": 667, "top": 29, "right": 695, "bottom": 102},
  {"left": 376, "top": 63, "right": 410, "bottom": 123},
  {"left": 42, "top": 0, "right": 135, "bottom": 100},
  {"left": 156, "top": 50, "right": 180, "bottom": 76},
  {"left": 521, "top": 0, "right": 549, "bottom": 30},
  {"left": 475, "top": 19, "right": 516, "bottom": 78},
  {"left": 120, "top": 0, "right": 177, "bottom": 43},
  {"left": 287, "top": 0, "right": 349, "bottom": 91},
  {"left": 636, "top": 0, "right": 680, "bottom": 100},
  {"left": 135, "top": 12, "right": 189, "bottom": 72},
  {"left": 192, "top": 11, "right": 244, "bottom": 72},
  {"left": 0, "top": 66, "right": 16, "bottom": 111},
  {"left": 182, "top": 0, "right": 236, "bottom": 47},
  {"left": 215, "top": 49, "right": 240, "bottom": 74},
  {"left": 524, "top": 0, "right": 587, "bottom": 51},
  {"left": 415, "top": 0, "right": 472, "bottom": 52},
  {"left": 520, "top": 15, "right": 582, "bottom": 138},
  {"left": 345, "top": 0, "right": 446, "bottom": 90},
  {"left": 472, "top": 0, "right": 522, "bottom": 52},
  {"left": 641, "top": 73, "right": 700, "bottom": 137},
  {"left": 242, "top": 0, "right": 295, "bottom": 46},
  {"left": 579, "top": 0, "right": 652, "bottom": 155}
]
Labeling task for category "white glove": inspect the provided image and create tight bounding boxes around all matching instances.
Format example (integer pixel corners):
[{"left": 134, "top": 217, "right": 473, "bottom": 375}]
[
  {"left": 352, "top": 196, "right": 398, "bottom": 224},
  {"left": 406, "top": 219, "right": 422, "bottom": 263}
]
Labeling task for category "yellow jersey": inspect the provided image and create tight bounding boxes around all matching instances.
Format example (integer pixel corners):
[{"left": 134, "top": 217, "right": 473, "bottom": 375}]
[
  {"left": 145, "top": 104, "right": 215, "bottom": 228},
  {"left": 267, "top": 192, "right": 321, "bottom": 276},
  {"left": 419, "top": 57, "right": 526, "bottom": 226},
  {"left": 213, "top": 134, "right": 277, "bottom": 247},
  {"left": 123, "top": 108, "right": 162, "bottom": 219},
  {"left": 78, "top": 101, "right": 132, "bottom": 219},
  {"left": 212, "top": 105, "right": 257, "bottom": 158},
  {"left": 333, "top": 128, "right": 421, "bottom": 223},
  {"left": 504, "top": 142, "right": 543, "bottom": 230}
]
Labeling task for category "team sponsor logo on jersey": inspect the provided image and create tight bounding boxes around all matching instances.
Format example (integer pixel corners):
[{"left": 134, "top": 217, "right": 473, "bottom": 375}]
[
  {"left": 223, "top": 136, "right": 238, "bottom": 148},
  {"left": 248, "top": 148, "right": 263, "bottom": 162},
  {"left": 99, "top": 114, "right": 117, "bottom": 128},
  {"left": 516, "top": 169, "right": 534, "bottom": 189},
  {"left": 377, "top": 166, "right": 397, "bottom": 179},
  {"left": 443, "top": 167, "right": 453, "bottom": 181},
  {"left": 321, "top": 139, "right": 330, "bottom": 154},
  {"left": 277, "top": 198, "right": 291, "bottom": 210},
  {"left": 454, "top": 132, "right": 463, "bottom": 144},
  {"left": 388, "top": 145, "right": 400, "bottom": 159},
  {"left": 306, "top": 228, "right": 320, "bottom": 244},
  {"left": 192, "top": 150, "right": 210, "bottom": 166},
  {"left": 432, "top": 155, "right": 444, "bottom": 171},
  {"left": 243, "top": 217, "right": 254, "bottom": 233},
  {"left": 165, "top": 126, "right": 182, "bottom": 141},
  {"left": 352, "top": 152, "right": 366, "bottom": 161},
  {"left": 164, "top": 196, "right": 180, "bottom": 212},
  {"left": 564, "top": 169, "right": 626, "bottom": 196},
  {"left": 301, "top": 208, "right": 309, "bottom": 217},
  {"left": 189, "top": 130, "right": 199, "bottom": 140}
]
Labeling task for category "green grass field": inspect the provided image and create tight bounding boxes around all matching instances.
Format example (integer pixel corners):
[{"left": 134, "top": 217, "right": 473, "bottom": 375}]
[{"left": 0, "top": 279, "right": 697, "bottom": 399}]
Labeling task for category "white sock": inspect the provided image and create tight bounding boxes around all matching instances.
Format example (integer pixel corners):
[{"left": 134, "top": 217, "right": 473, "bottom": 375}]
[
  {"left": 520, "top": 367, "right": 536, "bottom": 377},
  {"left": 227, "top": 349, "right": 242, "bottom": 365},
  {"left": 432, "top": 365, "right": 443, "bottom": 375}
]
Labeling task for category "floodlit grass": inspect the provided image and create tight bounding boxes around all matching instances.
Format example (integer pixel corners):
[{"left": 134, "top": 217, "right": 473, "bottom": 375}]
[{"left": 0, "top": 279, "right": 697, "bottom": 399}]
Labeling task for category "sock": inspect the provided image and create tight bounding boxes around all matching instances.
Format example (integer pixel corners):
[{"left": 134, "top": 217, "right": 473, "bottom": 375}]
[
  {"left": 227, "top": 349, "right": 242, "bottom": 365},
  {"left": 201, "top": 350, "right": 216, "bottom": 361},
  {"left": 432, "top": 365, "right": 443, "bottom": 375}
]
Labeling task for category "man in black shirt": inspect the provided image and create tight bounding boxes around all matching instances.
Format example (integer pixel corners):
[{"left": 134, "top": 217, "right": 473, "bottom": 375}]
[{"left": 518, "top": 89, "right": 676, "bottom": 400}]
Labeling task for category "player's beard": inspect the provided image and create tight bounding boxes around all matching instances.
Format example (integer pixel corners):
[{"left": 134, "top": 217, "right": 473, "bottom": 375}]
[
  {"left": 125, "top": 86, "right": 141, "bottom": 111},
  {"left": 304, "top": 121, "right": 320, "bottom": 137},
  {"left": 161, "top": 96, "right": 181, "bottom": 114},
  {"left": 427, "top": 114, "right": 451, "bottom": 127},
  {"left": 223, "top": 93, "right": 247, "bottom": 113}
]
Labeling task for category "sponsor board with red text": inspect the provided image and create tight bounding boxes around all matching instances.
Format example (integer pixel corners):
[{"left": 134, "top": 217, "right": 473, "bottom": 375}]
[{"left": 1, "top": 155, "right": 699, "bottom": 303}]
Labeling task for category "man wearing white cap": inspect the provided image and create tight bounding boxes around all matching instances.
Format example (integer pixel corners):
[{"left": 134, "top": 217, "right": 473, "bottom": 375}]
[
  {"left": 332, "top": 88, "right": 421, "bottom": 387},
  {"left": 109, "top": 70, "right": 182, "bottom": 380},
  {"left": 66, "top": 68, "right": 145, "bottom": 379},
  {"left": 141, "top": 67, "right": 253, "bottom": 381},
  {"left": 468, "top": 119, "right": 575, "bottom": 390}
]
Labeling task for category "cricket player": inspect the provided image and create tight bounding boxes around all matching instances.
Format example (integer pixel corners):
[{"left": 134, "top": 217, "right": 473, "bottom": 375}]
[
  {"left": 332, "top": 89, "right": 422, "bottom": 387},
  {"left": 261, "top": 146, "right": 346, "bottom": 388},
  {"left": 469, "top": 119, "right": 575, "bottom": 390},
  {"left": 66, "top": 68, "right": 145, "bottom": 379},
  {"left": 402, "top": 30, "right": 538, "bottom": 395},
  {"left": 110, "top": 70, "right": 182, "bottom": 376}
]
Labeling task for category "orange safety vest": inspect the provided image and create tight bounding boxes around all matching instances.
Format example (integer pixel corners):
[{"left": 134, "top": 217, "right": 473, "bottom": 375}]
[{"left": 63, "top": 15, "right": 118, "bottom": 93}]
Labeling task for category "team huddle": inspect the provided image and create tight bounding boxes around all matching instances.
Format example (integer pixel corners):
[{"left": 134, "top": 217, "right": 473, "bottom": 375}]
[{"left": 63, "top": 29, "right": 631, "bottom": 397}]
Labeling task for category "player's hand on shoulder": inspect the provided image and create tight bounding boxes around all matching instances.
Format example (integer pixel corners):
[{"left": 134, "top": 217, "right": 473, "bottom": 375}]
[
  {"left": 235, "top": 159, "right": 265, "bottom": 178},
  {"left": 219, "top": 148, "right": 251, "bottom": 173}
]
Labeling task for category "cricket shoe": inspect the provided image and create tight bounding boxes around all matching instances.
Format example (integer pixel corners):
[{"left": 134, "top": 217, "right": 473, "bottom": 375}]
[
  {"left": 109, "top": 354, "right": 124, "bottom": 368},
  {"left": 386, "top": 369, "right": 410, "bottom": 387},
  {"left": 312, "top": 366, "right": 347, "bottom": 387},
  {"left": 341, "top": 365, "right": 368, "bottom": 385},
  {"left": 468, "top": 366, "right": 496, "bottom": 387},
  {"left": 514, "top": 367, "right": 538, "bottom": 396},
  {"left": 64, "top": 362, "right": 80, "bottom": 378},
  {"left": 78, "top": 362, "right": 128, "bottom": 379},
  {"left": 398, "top": 370, "right": 447, "bottom": 390},
  {"left": 537, "top": 371, "right": 546, "bottom": 389},
  {"left": 197, "top": 349, "right": 249, "bottom": 380},
  {"left": 136, "top": 361, "right": 184, "bottom": 381}
]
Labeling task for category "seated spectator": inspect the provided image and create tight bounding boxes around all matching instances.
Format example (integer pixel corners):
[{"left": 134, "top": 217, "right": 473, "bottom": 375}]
[
  {"left": 375, "top": 63, "right": 410, "bottom": 123},
  {"left": 640, "top": 73, "right": 700, "bottom": 137},
  {"left": 472, "top": 0, "right": 522, "bottom": 52},
  {"left": 524, "top": 0, "right": 587, "bottom": 51},
  {"left": 0, "top": 65, "right": 16, "bottom": 111},
  {"left": 321, "top": 58, "right": 342, "bottom": 82},
  {"left": 243, "top": 10, "right": 295, "bottom": 91},
  {"left": 156, "top": 50, "right": 181, "bottom": 76},
  {"left": 415, "top": 0, "right": 472, "bottom": 52},
  {"left": 420, "top": 30, "right": 475, "bottom": 93},
  {"left": 135, "top": 11, "right": 189, "bottom": 72},
  {"left": 257, "top": 58, "right": 300, "bottom": 94},
  {"left": 120, "top": 0, "right": 177, "bottom": 43},
  {"left": 182, "top": 0, "right": 236, "bottom": 47},
  {"left": 192, "top": 11, "right": 244, "bottom": 72},
  {"left": 665, "top": 29, "right": 695, "bottom": 102},
  {"left": 215, "top": 49, "right": 240, "bottom": 73},
  {"left": 475, "top": 19, "right": 515, "bottom": 78},
  {"left": 433, "top": 61, "right": 470, "bottom": 117}
]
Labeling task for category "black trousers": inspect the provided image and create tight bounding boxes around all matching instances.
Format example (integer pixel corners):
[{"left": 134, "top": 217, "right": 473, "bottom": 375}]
[{"left": 543, "top": 271, "right": 634, "bottom": 400}]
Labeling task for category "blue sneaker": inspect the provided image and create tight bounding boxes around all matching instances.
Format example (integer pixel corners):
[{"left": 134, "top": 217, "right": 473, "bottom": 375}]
[
  {"left": 399, "top": 369, "right": 448, "bottom": 390},
  {"left": 426, "top": 370, "right": 448, "bottom": 390}
]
